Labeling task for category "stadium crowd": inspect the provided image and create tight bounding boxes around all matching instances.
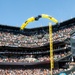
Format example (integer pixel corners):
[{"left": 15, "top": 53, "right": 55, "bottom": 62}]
[
  {"left": 0, "top": 51, "right": 71, "bottom": 63},
  {"left": 0, "top": 23, "right": 75, "bottom": 47},
  {"left": 0, "top": 68, "right": 61, "bottom": 75},
  {"left": 0, "top": 63, "right": 74, "bottom": 75},
  {"left": 0, "top": 22, "right": 75, "bottom": 74}
]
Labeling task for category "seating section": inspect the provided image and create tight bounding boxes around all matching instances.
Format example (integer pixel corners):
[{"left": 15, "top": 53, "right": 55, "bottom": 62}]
[{"left": 0, "top": 18, "right": 75, "bottom": 75}]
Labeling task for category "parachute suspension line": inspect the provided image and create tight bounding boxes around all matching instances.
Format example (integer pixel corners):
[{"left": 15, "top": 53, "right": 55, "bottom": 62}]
[{"left": 49, "top": 23, "right": 54, "bottom": 75}]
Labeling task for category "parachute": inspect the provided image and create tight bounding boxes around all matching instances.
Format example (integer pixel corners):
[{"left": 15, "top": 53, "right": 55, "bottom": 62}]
[{"left": 20, "top": 14, "right": 58, "bottom": 30}]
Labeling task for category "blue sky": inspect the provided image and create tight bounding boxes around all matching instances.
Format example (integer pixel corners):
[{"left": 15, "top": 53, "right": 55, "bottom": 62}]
[{"left": 0, "top": 0, "right": 75, "bottom": 28}]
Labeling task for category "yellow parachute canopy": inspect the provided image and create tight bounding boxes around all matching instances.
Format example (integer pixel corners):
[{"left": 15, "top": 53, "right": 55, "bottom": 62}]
[
  {"left": 20, "top": 17, "right": 35, "bottom": 30},
  {"left": 41, "top": 14, "right": 58, "bottom": 23},
  {"left": 20, "top": 14, "right": 58, "bottom": 30}
]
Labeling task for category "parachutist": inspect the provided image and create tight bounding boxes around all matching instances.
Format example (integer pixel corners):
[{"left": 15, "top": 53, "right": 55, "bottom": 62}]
[{"left": 35, "top": 17, "right": 39, "bottom": 21}]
